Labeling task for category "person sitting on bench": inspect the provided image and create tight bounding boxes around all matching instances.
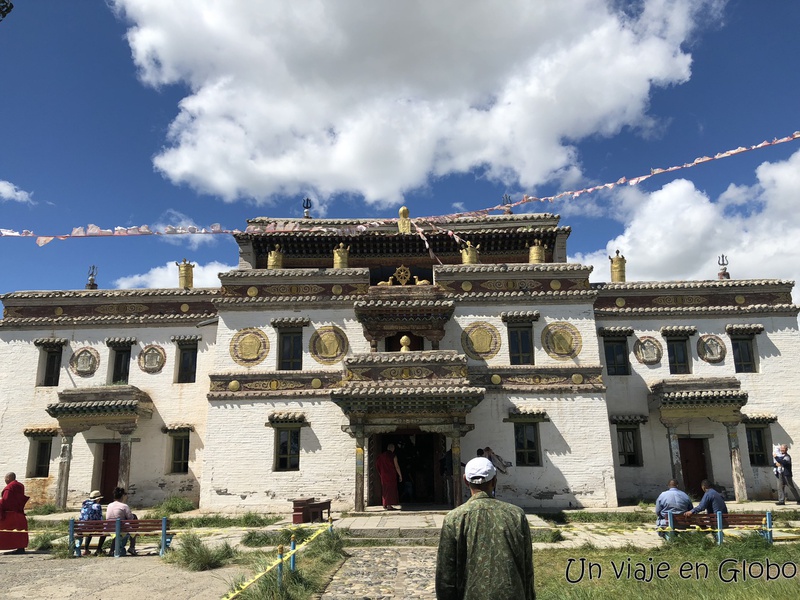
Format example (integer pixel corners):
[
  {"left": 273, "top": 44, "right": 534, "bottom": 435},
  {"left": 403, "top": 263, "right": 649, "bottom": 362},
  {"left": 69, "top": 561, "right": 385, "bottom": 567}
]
[
  {"left": 79, "top": 490, "right": 106, "bottom": 556},
  {"left": 106, "top": 487, "right": 138, "bottom": 556},
  {"left": 684, "top": 480, "right": 728, "bottom": 517}
]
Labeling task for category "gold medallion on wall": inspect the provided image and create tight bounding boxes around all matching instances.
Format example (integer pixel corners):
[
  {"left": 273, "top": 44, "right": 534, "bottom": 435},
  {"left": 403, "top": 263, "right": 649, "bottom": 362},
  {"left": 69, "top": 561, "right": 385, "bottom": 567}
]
[
  {"left": 697, "top": 334, "right": 726, "bottom": 364},
  {"left": 461, "top": 322, "right": 501, "bottom": 360},
  {"left": 70, "top": 347, "right": 100, "bottom": 377},
  {"left": 309, "top": 326, "right": 349, "bottom": 365},
  {"left": 633, "top": 336, "right": 663, "bottom": 365},
  {"left": 541, "top": 322, "right": 582, "bottom": 360},
  {"left": 138, "top": 344, "right": 167, "bottom": 373},
  {"left": 230, "top": 328, "right": 270, "bottom": 366}
]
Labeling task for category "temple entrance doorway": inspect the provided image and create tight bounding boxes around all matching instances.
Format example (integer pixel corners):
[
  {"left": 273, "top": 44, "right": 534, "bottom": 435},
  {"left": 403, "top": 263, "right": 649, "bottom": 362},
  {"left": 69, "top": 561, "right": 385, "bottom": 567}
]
[
  {"left": 679, "top": 437, "right": 709, "bottom": 500},
  {"left": 368, "top": 431, "right": 447, "bottom": 508},
  {"left": 98, "top": 442, "right": 120, "bottom": 504}
]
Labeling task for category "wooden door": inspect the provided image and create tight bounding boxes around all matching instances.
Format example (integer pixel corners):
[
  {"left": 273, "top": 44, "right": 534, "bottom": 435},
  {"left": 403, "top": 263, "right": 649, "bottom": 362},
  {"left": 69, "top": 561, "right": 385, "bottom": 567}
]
[
  {"left": 678, "top": 438, "right": 708, "bottom": 500},
  {"left": 99, "top": 443, "right": 121, "bottom": 503}
]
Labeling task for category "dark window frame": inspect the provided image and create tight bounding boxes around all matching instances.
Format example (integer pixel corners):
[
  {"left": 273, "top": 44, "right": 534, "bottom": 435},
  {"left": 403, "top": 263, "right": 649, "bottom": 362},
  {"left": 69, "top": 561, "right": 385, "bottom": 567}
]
[
  {"left": 731, "top": 337, "right": 757, "bottom": 373},
  {"left": 666, "top": 338, "right": 691, "bottom": 374},
  {"left": 42, "top": 348, "right": 62, "bottom": 387},
  {"left": 177, "top": 344, "right": 198, "bottom": 383},
  {"left": 278, "top": 330, "right": 303, "bottom": 371},
  {"left": 31, "top": 437, "right": 53, "bottom": 478},
  {"left": 604, "top": 338, "right": 630, "bottom": 376},
  {"left": 507, "top": 324, "right": 534, "bottom": 365},
  {"left": 111, "top": 348, "right": 131, "bottom": 384},
  {"left": 513, "top": 422, "right": 541, "bottom": 467},
  {"left": 274, "top": 427, "right": 301, "bottom": 471},
  {"left": 170, "top": 432, "right": 190, "bottom": 474},
  {"left": 745, "top": 426, "right": 770, "bottom": 466},
  {"left": 616, "top": 426, "right": 643, "bottom": 467}
]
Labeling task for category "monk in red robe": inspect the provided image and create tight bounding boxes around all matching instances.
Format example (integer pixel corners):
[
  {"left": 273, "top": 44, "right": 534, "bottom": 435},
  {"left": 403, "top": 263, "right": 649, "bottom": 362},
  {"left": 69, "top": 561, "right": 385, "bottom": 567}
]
[
  {"left": 376, "top": 443, "right": 402, "bottom": 510},
  {"left": 0, "top": 472, "right": 29, "bottom": 554}
]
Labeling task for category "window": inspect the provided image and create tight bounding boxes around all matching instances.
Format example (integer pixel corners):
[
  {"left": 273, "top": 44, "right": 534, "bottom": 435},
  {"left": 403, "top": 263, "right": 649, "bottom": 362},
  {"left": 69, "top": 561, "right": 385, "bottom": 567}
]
[
  {"left": 508, "top": 325, "right": 533, "bottom": 365},
  {"left": 42, "top": 348, "right": 62, "bottom": 386},
  {"left": 112, "top": 348, "right": 131, "bottom": 383},
  {"left": 616, "top": 426, "right": 642, "bottom": 466},
  {"left": 177, "top": 344, "right": 198, "bottom": 383},
  {"left": 30, "top": 438, "right": 53, "bottom": 478},
  {"left": 279, "top": 330, "right": 303, "bottom": 370},
  {"left": 514, "top": 422, "right": 541, "bottom": 466},
  {"left": 275, "top": 427, "right": 301, "bottom": 471},
  {"left": 732, "top": 338, "right": 757, "bottom": 373},
  {"left": 746, "top": 426, "right": 769, "bottom": 466},
  {"left": 170, "top": 433, "right": 190, "bottom": 474},
  {"left": 604, "top": 339, "right": 630, "bottom": 376},
  {"left": 666, "top": 338, "right": 691, "bottom": 374}
]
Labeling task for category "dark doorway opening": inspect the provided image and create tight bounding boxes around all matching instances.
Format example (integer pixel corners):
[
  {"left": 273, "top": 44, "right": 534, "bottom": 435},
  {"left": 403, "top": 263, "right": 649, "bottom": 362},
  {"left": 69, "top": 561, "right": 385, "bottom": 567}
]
[
  {"left": 99, "top": 442, "right": 121, "bottom": 504},
  {"left": 679, "top": 437, "right": 709, "bottom": 500},
  {"left": 369, "top": 431, "right": 446, "bottom": 507}
]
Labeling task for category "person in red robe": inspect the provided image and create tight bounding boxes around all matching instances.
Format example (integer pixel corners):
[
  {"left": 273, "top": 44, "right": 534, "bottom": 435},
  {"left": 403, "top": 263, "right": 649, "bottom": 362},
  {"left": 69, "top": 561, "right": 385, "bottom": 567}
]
[
  {"left": 376, "top": 443, "right": 403, "bottom": 510},
  {"left": 0, "top": 472, "right": 29, "bottom": 554}
]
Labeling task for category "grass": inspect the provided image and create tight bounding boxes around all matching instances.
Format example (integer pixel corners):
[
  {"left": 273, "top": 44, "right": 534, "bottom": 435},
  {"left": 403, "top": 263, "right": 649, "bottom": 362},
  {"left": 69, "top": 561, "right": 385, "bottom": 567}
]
[
  {"left": 143, "top": 496, "right": 197, "bottom": 518},
  {"left": 536, "top": 534, "right": 800, "bottom": 599},
  {"left": 29, "top": 531, "right": 62, "bottom": 551},
  {"left": 531, "top": 528, "right": 564, "bottom": 543},
  {"left": 27, "top": 503, "right": 60, "bottom": 516},
  {"left": 544, "top": 511, "right": 652, "bottom": 525},
  {"left": 242, "top": 527, "right": 316, "bottom": 548},
  {"left": 229, "top": 530, "right": 347, "bottom": 600},
  {"left": 163, "top": 532, "right": 238, "bottom": 571}
]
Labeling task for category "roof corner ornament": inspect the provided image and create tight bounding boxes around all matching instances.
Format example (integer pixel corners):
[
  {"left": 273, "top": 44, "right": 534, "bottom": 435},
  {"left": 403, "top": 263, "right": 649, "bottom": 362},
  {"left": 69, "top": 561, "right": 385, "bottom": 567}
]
[
  {"left": 461, "top": 240, "right": 480, "bottom": 264},
  {"left": 718, "top": 254, "right": 730, "bottom": 280},
  {"left": 397, "top": 206, "right": 411, "bottom": 234},
  {"left": 609, "top": 250, "right": 626, "bottom": 283},
  {"left": 302, "top": 197, "right": 312, "bottom": 219},
  {"left": 85, "top": 265, "right": 98, "bottom": 290}
]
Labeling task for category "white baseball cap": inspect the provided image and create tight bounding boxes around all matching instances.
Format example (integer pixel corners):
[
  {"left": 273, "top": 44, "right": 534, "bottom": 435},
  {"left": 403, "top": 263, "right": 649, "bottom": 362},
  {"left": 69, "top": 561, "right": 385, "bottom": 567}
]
[{"left": 464, "top": 457, "right": 496, "bottom": 484}]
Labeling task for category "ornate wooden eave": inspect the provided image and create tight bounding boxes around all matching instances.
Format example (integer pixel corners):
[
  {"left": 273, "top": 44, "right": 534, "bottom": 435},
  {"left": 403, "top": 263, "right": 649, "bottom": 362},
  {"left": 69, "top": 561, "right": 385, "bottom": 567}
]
[
  {"left": 331, "top": 383, "right": 485, "bottom": 419},
  {"left": 648, "top": 377, "right": 747, "bottom": 425},
  {"left": 47, "top": 386, "right": 154, "bottom": 434}
]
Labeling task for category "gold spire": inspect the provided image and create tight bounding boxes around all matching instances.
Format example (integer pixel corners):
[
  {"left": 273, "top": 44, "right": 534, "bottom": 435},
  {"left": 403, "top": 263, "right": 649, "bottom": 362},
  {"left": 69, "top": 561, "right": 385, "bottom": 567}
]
[
  {"left": 398, "top": 206, "right": 411, "bottom": 234},
  {"left": 268, "top": 244, "right": 284, "bottom": 269},
  {"left": 176, "top": 259, "right": 194, "bottom": 289},
  {"left": 333, "top": 243, "right": 350, "bottom": 269},
  {"left": 609, "top": 250, "right": 626, "bottom": 283},
  {"left": 528, "top": 240, "right": 546, "bottom": 264}
]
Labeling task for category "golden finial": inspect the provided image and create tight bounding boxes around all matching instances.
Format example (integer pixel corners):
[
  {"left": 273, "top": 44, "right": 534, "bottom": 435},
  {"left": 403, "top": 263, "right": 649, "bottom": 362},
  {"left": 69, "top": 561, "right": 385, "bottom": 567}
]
[
  {"left": 609, "top": 250, "right": 626, "bottom": 282},
  {"left": 461, "top": 241, "right": 480, "bottom": 264},
  {"left": 400, "top": 335, "right": 411, "bottom": 352},
  {"left": 333, "top": 242, "right": 351, "bottom": 268},
  {"left": 268, "top": 244, "right": 284, "bottom": 269},
  {"left": 176, "top": 258, "right": 194, "bottom": 289},
  {"left": 398, "top": 206, "right": 411, "bottom": 234},
  {"left": 527, "top": 240, "right": 546, "bottom": 264}
]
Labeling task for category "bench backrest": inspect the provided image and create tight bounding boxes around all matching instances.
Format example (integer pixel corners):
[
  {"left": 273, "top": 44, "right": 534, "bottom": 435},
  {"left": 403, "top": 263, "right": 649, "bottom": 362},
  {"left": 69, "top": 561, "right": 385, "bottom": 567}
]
[
  {"left": 74, "top": 519, "right": 166, "bottom": 534},
  {"left": 671, "top": 513, "right": 766, "bottom": 528}
]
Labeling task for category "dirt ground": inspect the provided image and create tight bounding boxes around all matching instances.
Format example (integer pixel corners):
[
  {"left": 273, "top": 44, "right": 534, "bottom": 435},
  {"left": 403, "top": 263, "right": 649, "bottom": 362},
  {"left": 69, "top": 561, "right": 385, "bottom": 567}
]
[{"left": 0, "top": 551, "right": 249, "bottom": 600}]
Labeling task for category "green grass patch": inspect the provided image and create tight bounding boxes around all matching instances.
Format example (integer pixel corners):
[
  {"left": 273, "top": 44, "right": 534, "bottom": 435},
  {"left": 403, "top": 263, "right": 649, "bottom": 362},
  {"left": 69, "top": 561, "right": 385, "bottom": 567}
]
[
  {"left": 29, "top": 531, "right": 62, "bottom": 551},
  {"left": 229, "top": 530, "right": 347, "bottom": 600},
  {"left": 536, "top": 534, "right": 800, "bottom": 599},
  {"left": 163, "top": 532, "right": 238, "bottom": 571},
  {"left": 531, "top": 528, "right": 564, "bottom": 543},
  {"left": 143, "top": 496, "right": 196, "bottom": 518},
  {"left": 27, "top": 503, "right": 60, "bottom": 516},
  {"left": 167, "top": 513, "right": 283, "bottom": 529}
]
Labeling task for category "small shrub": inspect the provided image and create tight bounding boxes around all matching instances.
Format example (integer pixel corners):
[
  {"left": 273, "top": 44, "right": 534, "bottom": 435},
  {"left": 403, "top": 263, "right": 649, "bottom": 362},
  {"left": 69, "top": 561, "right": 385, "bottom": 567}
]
[
  {"left": 241, "top": 530, "right": 278, "bottom": 547},
  {"left": 241, "top": 512, "right": 276, "bottom": 528},
  {"left": 164, "top": 533, "right": 237, "bottom": 571},
  {"left": 30, "top": 531, "right": 62, "bottom": 551},
  {"left": 531, "top": 528, "right": 564, "bottom": 543},
  {"left": 144, "top": 496, "right": 196, "bottom": 518}
]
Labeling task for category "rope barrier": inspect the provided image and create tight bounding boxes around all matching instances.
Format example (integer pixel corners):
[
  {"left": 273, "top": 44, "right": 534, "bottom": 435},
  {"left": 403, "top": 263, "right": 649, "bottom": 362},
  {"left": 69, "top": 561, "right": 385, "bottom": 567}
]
[{"left": 222, "top": 524, "right": 329, "bottom": 600}]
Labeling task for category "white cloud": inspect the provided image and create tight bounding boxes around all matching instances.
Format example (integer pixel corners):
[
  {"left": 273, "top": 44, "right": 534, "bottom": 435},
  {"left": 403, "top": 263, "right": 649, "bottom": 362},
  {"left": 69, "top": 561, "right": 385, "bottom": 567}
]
[
  {"left": 114, "top": 260, "right": 235, "bottom": 289},
  {"left": 110, "top": 0, "right": 718, "bottom": 207},
  {"left": 571, "top": 149, "right": 800, "bottom": 301},
  {"left": 0, "top": 180, "right": 33, "bottom": 204}
]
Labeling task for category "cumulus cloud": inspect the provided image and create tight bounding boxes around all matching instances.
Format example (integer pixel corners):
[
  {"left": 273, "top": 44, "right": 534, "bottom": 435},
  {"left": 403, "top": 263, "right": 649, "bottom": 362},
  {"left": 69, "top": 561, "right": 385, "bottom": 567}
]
[
  {"left": 110, "top": 0, "right": 719, "bottom": 207},
  {"left": 571, "top": 149, "right": 800, "bottom": 300},
  {"left": 0, "top": 180, "right": 33, "bottom": 204},
  {"left": 114, "top": 260, "right": 235, "bottom": 289}
]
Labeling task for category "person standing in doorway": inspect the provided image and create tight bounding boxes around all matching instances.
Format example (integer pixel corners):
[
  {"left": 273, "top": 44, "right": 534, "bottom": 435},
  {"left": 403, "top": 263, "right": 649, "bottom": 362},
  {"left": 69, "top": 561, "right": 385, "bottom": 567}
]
[
  {"left": 377, "top": 443, "right": 402, "bottom": 510},
  {"left": 774, "top": 444, "right": 800, "bottom": 505}
]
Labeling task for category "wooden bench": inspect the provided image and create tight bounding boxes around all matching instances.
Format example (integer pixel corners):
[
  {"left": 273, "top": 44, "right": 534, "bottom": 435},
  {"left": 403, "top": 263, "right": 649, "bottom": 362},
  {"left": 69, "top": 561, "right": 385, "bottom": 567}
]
[
  {"left": 69, "top": 517, "right": 174, "bottom": 557},
  {"left": 665, "top": 511, "right": 773, "bottom": 544},
  {"left": 291, "top": 498, "right": 332, "bottom": 524}
]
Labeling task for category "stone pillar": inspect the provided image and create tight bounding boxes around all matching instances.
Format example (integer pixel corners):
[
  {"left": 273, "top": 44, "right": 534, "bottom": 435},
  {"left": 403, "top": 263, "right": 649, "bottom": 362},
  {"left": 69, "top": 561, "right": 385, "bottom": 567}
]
[
  {"left": 55, "top": 434, "right": 74, "bottom": 510},
  {"left": 118, "top": 432, "right": 133, "bottom": 491},
  {"left": 666, "top": 426, "right": 684, "bottom": 486},
  {"left": 355, "top": 430, "right": 365, "bottom": 512},
  {"left": 725, "top": 423, "right": 748, "bottom": 501},
  {"left": 451, "top": 436, "right": 463, "bottom": 507}
]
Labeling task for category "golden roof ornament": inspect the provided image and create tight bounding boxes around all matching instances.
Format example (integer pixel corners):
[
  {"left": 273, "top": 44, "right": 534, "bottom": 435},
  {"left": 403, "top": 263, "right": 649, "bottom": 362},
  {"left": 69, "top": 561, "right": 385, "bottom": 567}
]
[
  {"left": 398, "top": 206, "right": 411, "bottom": 234},
  {"left": 176, "top": 258, "right": 194, "bottom": 289},
  {"left": 609, "top": 250, "right": 626, "bottom": 283},
  {"left": 333, "top": 243, "right": 350, "bottom": 269},
  {"left": 527, "top": 240, "right": 546, "bottom": 264},
  {"left": 461, "top": 241, "right": 480, "bottom": 265},
  {"left": 268, "top": 244, "right": 284, "bottom": 269},
  {"left": 399, "top": 335, "right": 411, "bottom": 352}
]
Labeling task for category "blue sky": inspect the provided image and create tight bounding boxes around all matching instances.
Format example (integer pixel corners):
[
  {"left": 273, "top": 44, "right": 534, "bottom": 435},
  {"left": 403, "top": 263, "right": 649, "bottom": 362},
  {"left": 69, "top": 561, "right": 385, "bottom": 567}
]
[{"left": 1, "top": 0, "right": 799, "bottom": 294}]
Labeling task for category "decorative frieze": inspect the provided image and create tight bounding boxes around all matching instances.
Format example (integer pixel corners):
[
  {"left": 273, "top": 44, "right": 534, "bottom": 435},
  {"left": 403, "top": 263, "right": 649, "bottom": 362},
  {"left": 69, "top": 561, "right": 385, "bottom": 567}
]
[
  {"left": 609, "top": 414, "right": 649, "bottom": 425},
  {"left": 725, "top": 323, "right": 765, "bottom": 336},
  {"left": 660, "top": 326, "right": 697, "bottom": 338},
  {"left": 501, "top": 311, "right": 540, "bottom": 323}
]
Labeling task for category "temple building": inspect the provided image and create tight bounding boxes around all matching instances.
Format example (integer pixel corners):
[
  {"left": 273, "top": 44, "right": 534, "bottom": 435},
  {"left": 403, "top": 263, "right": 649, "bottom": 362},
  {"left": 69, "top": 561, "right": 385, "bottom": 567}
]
[{"left": 0, "top": 209, "right": 796, "bottom": 511}]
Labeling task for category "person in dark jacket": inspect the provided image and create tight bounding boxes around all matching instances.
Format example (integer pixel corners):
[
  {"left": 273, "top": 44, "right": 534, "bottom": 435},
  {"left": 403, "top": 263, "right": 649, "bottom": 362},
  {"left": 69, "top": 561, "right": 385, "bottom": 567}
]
[
  {"left": 774, "top": 444, "right": 800, "bottom": 505},
  {"left": 684, "top": 480, "right": 727, "bottom": 516}
]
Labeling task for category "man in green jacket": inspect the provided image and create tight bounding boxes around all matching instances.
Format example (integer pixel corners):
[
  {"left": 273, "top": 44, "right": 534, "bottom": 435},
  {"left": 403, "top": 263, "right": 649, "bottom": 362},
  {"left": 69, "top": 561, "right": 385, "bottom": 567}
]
[{"left": 435, "top": 457, "right": 535, "bottom": 599}]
